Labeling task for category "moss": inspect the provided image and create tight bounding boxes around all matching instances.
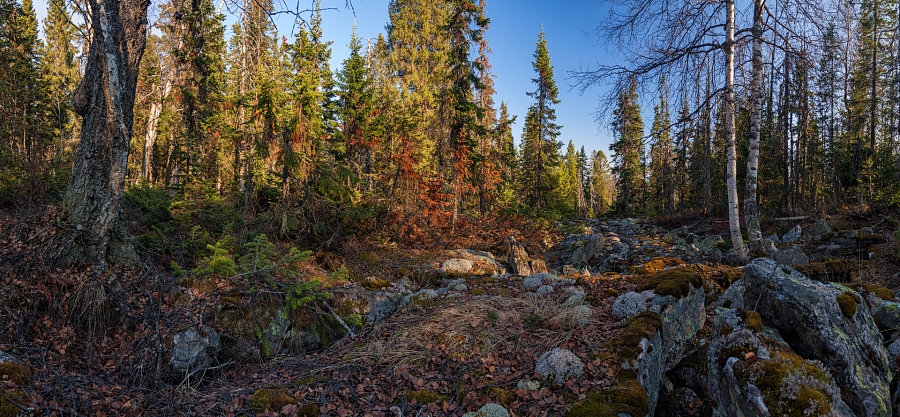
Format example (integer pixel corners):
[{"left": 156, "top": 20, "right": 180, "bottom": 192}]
[
  {"left": 731, "top": 349, "right": 833, "bottom": 417},
  {"left": 856, "top": 285, "right": 894, "bottom": 301},
  {"left": 837, "top": 293, "right": 859, "bottom": 318},
  {"left": 858, "top": 231, "right": 887, "bottom": 244},
  {"left": 604, "top": 313, "right": 663, "bottom": 360},
  {"left": 566, "top": 380, "right": 649, "bottom": 417},
  {"left": 249, "top": 388, "right": 295, "bottom": 413},
  {"left": 360, "top": 277, "right": 392, "bottom": 291},
  {"left": 471, "top": 288, "right": 486, "bottom": 296},
  {"left": 636, "top": 268, "right": 702, "bottom": 298},
  {"left": 719, "top": 325, "right": 734, "bottom": 336},
  {"left": 629, "top": 257, "right": 685, "bottom": 275},
  {"left": 603, "top": 288, "right": 620, "bottom": 298},
  {"left": 490, "top": 387, "right": 515, "bottom": 406},
  {"left": 0, "top": 389, "right": 26, "bottom": 417},
  {"left": 794, "top": 259, "right": 857, "bottom": 283},
  {"left": 297, "top": 404, "right": 319, "bottom": 417},
  {"left": 294, "top": 375, "right": 326, "bottom": 387},
  {"left": 0, "top": 362, "right": 32, "bottom": 386},
  {"left": 746, "top": 310, "right": 763, "bottom": 333},
  {"left": 406, "top": 390, "right": 449, "bottom": 405}
]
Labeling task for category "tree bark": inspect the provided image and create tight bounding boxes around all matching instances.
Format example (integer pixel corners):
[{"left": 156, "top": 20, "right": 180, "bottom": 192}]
[
  {"left": 724, "top": 0, "right": 749, "bottom": 263},
  {"left": 142, "top": 77, "right": 173, "bottom": 184},
  {"left": 744, "top": 0, "right": 764, "bottom": 253},
  {"left": 62, "top": 0, "right": 149, "bottom": 269}
]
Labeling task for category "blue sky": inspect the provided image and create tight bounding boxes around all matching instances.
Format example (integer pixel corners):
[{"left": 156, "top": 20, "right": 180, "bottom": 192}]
[{"left": 34, "top": 0, "right": 619, "bottom": 155}]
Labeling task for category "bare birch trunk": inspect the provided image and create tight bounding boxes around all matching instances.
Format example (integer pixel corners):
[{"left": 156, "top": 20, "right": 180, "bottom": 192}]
[
  {"left": 141, "top": 78, "right": 173, "bottom": 183},
  {"left": 744, "top": 0, "right": 765, "bottom": 254},
  {"left": 724, "top": 0, "right": 749, "bottom": 263},
  {"left": 62, "top": 0, "right": 148, "bottom": 269}
]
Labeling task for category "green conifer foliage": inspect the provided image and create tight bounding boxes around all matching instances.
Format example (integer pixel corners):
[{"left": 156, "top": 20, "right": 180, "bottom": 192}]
[{"left": 610, "top": 77, "right": 643, "bottom": 216}]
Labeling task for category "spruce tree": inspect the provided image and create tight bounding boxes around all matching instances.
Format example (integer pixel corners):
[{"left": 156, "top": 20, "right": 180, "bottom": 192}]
[
  {"left": 649, "top": 76, "right": 674, "bottom": 215},
  {"left": 590, "top": 150, "right": 615, "bottom": 217},
  {"left": 520, "top": 28, "right": 562, "bottom": 213},
  {"left": 40, "top": 0, "right": 81, "bottom": 158},
  {"left": 337, "top": 27, "right": 379, "bottom": 193},
  {"left": 610, "top": 77, "right": 643, "bottom": 216}
]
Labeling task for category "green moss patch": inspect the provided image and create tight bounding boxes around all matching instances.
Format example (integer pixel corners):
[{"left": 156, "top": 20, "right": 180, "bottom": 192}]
[
  {"left": 567, "top": 380, "right": 649, "bottom": 417},
  {"left": 636, "top": 268, "right": 702, "bottom": 298},
  {"left": 731, "top": 349, "right": 833, "bottom": 417},
  {"left": 360, "top": 277, "right": 392, "bottom": 291},
  {"left": 794, "top": 259, "right": 858, "bottom": 283},
  {"left": 0, "top": 361, "right": 31, "bottom": 386},
  {"left": 854, "top": 284, "right": 894, "bottom": 301},
  {"left": 604, "top": 313, "right": 663, "bottom": 360},
  {"left": 746, "top": 310, "right": 763, "bottom": 333},
  {"left": 837, "top": 293, "right": 860, "bottom": 318},
  {"left": 0, "top": 389, "right": 26, "bottom": 417},
  {"left": 249, "top": 388, "right": 295, "bottom": 413}
]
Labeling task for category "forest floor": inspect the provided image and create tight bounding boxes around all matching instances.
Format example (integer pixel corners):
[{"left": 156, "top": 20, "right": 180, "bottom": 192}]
[{"left": 1, "top": 205, "right": 898, "bottom": 417}]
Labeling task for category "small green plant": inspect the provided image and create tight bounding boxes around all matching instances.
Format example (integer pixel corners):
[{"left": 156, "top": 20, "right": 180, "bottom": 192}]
[
  {"left": 282, "top": 280, "right": 332, "bottom": 319},
  {"left": 487, "top": 309, "right": 499, "bottom": 323},
  {"left": 193, "top": 239, "right": 237, "bottom": 277},
  {"left": 524, "top": 314, "right": 542, "bottom": 327}
]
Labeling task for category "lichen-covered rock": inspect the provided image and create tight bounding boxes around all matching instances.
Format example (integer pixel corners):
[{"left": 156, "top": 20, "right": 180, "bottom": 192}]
[
  {"left": 330, "top": 284, "right": 409, "bottom": 323},
  {"left": 162, "top": 325, "right": 220, "bottom": 380},
  {"left": 530, "top": 259, "right": 549, "bottom": 274},
  {"left": 441, "top": 258, "right": 474, "bottom": 276},
  {"left": 446, "top": 249, "right": 507, "bottom": 275},
  {"left": 870, "top": 299, "right": 900, "bottom": 331},
  {"left": 782, "top": 225, "right": 803, "bottom": 244},
  {"left": 507, "top": 237, "right": 533, "bottom": 276},
  {"left": 536, "top": 285, "right": 554, "bottom": 296},
  {"left": 744, "top": 258, "right": 892, "bottom": 417},
  {"left": 770, "top": 246, "right": 810, "bottom": 265},
  {"left": 708, "top": 324, "right": 852, "bottom": 417},
  {"left": 612, "top": 292, "right": 650, "bottom": 319},
  {"left": 462, "top": 403, "right": 510, "bottom": 417},
  {"left": 810, "top": 219, "right": 833, "bottom": 237},
  {"left": 522, "top": 275, "right": 544, "bottom": 289},
  {"left": 717, "top": 279, "right": 745, "bottom": 311},
  {"left": 551, "top": 233, "right": 604, "bottom": 267},
  {"left": 535, "top": 348, "right": 584, "bottom": 383}
]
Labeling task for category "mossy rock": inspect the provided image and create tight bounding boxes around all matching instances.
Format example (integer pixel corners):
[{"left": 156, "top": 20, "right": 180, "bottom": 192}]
[
  {"left": 296, "top": 404, "right": 319, "bottom": 417},
  {"left": 628, "top": 257, "right": 686, "bottom": 275},
  {"left": 731, "top": 348, "right": 833, "bottom": 417},
  {"left": 854, "top": 284, "right": 894, "bottom": 301},
  {"left": 360, "top": 276, "right": 392, "bottom": 291},
  {"left": 249, "top": 388, "right": 295, "bottom": 413},
  {"left": 0, "top": 360, "right": 31, "bottom": 386},
  {"left": 604, "top": 312, "right": 663, "bottom": 360},
  {"left": 406, "top": 389, "right": 449, "bottom": 405},
  {"left": 836, "top": 292, "right": 860, "bottom": 318},
  {"left": 567, "top": 380, "right": 649, "bottom": 417},
  {"left": 490, "top": 387, "right": 515, "bottom": 407},
  {"left": 745, "top": 310, "right": 763, "bottom": 333},
  {"left": 636, "top": 267, "right": 702, "bottom": 298}
]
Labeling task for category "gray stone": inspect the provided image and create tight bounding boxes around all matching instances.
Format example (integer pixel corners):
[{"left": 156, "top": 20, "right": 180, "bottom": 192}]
[
  {"left": 507, "top": 237, "right": 532, "bottom": 276},
  {"left": 743, "top": 258, "right": 892, "bottom": 417},
  {"left": 770, "top": 246, "right": 809, "bottom": 265},
  {"left": 535, "top": 348, "right": 584, "bottom": 383},
  {"left": 718, "top": 279, "right": 746, "bottom": 311},
  {"left": 810, "top": 219, "right": 833, "bottom": 237},
  {"left": 782, "top": 225, "right": 802, "bottom": 244},
  {"left": 530, "top": 259, "right": 549, "bottom": 274},
  {"left": 454, "top": 283, "right": 468, "bottom": 292},
  {"left": 870, "top": 299, "right": 900, "bottom": 331},
  {"left": 331, "top": 285, "right": 410, "bottom": 323},
  {"left": 571, "top": 305, "right": 593, "bottom": 325},
  {"left": 564, "top": 291, "right": 586, "bottom": 306},
  {"left": 561, "top": 265, "right": 580, "bottom": 276},
  {"left": 163, "top": 325, "right": 220, "bottom": 379},
  {"left": 888, "top": 340, "right": 900, "bottom": 371},
  {"left": 522, "top": 276, "right": 543, "bottom": 289},
  {"left": 462, "top": 403, "right": 510, "bottom": 417},
  {"left": 611, "top": 292, "right": 648, "bottom": 318},
  {"left": 536, "top": 285, "right": 554, "bottom": 296},
  {"left": 441, "top": 258, "right": 473, "bottom": 275}
]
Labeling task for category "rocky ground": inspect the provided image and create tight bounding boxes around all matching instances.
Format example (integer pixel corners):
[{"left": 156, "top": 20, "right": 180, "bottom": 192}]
[{"left": 2, "top": 210, "right": 900, "bottom": 416}]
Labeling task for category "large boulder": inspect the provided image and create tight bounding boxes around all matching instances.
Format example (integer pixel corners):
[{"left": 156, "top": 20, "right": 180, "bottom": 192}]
[
  {"left": 568, "top": 269, "right": 706, "bottom": 416},
  {"left": 552, "top": 233, "right": 604, "bottom": 267},
  {"left": 440, "top": 258, "right": 473, "bottom": 276},
  {"left": 744, "top": 258, "right": 892, "bottom": 417},
  {"left": 782, "top": 225, "right": 803, "bottom": 244},
  {"left": 708, "top": 319, "right": 852, "bottom": 417},
  {"left": 770, "top": 246, "right": 809, "bottom": 265}
]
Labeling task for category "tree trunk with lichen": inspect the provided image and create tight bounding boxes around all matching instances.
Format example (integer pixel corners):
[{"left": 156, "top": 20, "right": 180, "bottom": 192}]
[
  {"left": 61, "top": 0, "right": 149, "bottom": 270},
  {"left": 724, "top": 0, "right": 749, "bottom": 264}
]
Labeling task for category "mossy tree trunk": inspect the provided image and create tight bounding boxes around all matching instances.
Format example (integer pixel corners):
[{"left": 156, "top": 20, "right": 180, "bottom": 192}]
[{"left": 61, "top": 0, "right": 149, "bottom": 270}]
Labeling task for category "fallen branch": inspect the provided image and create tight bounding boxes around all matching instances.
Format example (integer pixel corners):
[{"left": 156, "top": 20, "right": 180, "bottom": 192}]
[
  {"left": 772, "top": 216, "right": 809, "bottom": 221},
  {"left": 324, "top": 302, "right": 356, "bottom": 339}
]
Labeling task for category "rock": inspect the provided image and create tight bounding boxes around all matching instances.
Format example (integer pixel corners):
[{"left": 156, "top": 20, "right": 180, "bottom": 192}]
[
  {"left": 708, "top": 325, "right": 851, "bottom": 417},
  {"left": 552, "top": 233, "right": 604, "bottom": 267},
  {"left": 870, "top": 299, "right": 900, "bottom": 331},
  {"left": 462, "top": 403, "right": 510, "bottom": 417},
  {"left": 782, "top": 225, "right": 802, "bottom": 244},
  {"left": 163, "top": 325, "right": 220, "bottom": 380},
  {"left": 331, "top": 285, "right": 410, "bottom": 323},
  {"left": 888, "top": 340, "right": 900, "bottom": 371},
  {"left": 810, "top": 219, "right": 833, "bottom": 237},
  {"left": 454, "top": 283, "right": 468, "bottom": 292},
  {"left": 564, "top": 291, "right": 586, "bottom": 306},
  {"left": 522, "top": 276, "right": 544, "bottom": 289},
  {"left": 441, "top": 258, "right": 473, "bottom": 276},
  {"left": 0, "top": 351, "right": 31, "bottom": 385},
  {"left": 717, "top": 279, "right": 745, "bottom": 311},
  {"left": 530, "top": 259, "right": 549, "bottom": 274},
  {"left": 536, "top": 285, "right": 554, "bottom": 296},
  {"left": 535, "top": 348, "right": 584, "bottom": 383},
  {"left": 516, "top": 379, "right": 541, "bottom": 391},
  {"left": 770, "top": 246, "right": 809, "bottom": 265},
  {"left": 743, "top": 258, "right": 892, "bottom": 417},
  {"left": 611, "top": 292, "right": 649, "bottom": 319},
  {"left": 0, "top": 351, "right": 31, "bottom": 417},
  {"left": 561, "top": 265, "right": 580, "bottom": 276},
  {"left": 446, "top": 249, "right": 507, "bottom": 275},
  {"left": 507, "top": 237, "right": 532, "bottom": 276}
]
